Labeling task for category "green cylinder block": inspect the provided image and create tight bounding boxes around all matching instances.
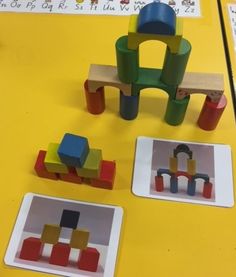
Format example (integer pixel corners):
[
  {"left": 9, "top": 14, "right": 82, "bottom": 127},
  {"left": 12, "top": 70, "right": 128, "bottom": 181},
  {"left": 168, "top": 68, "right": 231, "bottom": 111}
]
[
  {"left": 161, "top": 38, "right": 191, "bottom": 86},
  {"left": 164, "top": 96, "right": 190, "bottom": 125},
  {"left": 116, "top": 36, "right": 139, "bottom": 84}
]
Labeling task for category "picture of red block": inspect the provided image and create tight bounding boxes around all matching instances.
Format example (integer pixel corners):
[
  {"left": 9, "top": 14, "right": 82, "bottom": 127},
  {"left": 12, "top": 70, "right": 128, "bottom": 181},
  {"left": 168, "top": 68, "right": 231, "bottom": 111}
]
[
  {"left": 77, "top": 247, "right": 100, "bottom": 272},
  {"left": 49, "top": 243, "right": 71, "bottom": 266},
  {"left": 19, "top": 237, "right": 44, "bottom": 261}
]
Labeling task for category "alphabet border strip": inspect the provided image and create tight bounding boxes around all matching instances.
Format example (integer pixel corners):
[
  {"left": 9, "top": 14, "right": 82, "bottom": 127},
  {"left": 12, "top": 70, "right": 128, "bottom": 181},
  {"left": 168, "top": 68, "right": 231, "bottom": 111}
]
[{"left": 0, "top": 0, "right": 201, "bottom": 17}]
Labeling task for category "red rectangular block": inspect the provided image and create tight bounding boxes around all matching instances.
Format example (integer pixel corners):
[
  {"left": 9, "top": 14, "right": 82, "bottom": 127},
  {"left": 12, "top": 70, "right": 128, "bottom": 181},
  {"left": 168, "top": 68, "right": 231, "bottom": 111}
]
[
  {"left": 59, "top": 167, "right": 83, "bottom": 184},
  {"left": 34, "top": 150, "right": 59, "bottom": 180},
  {"left": 78, "top": 247, "right": 100, "bottom": 272},
  {"left": 19, "top": 237, "right": 44, "bottom": 261},
  {"left": 49, "top": 242, "right": 71, "bottom": 266},
  {"left": 91, "top": 160, "right": 116, "bottom": 190}
]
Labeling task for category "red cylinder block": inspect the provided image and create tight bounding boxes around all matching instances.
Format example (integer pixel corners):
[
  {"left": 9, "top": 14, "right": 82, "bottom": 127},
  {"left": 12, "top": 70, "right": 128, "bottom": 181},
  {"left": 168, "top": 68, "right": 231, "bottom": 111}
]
[
  {"left": 197, "top": 95, "right": 227, "bottom": 131},
  {"left": 155, "top": 176, "right": 164, "bottom": 191},
  {"left": 84, "top": 80, "right": 105, "bottom": 114},
  {"left": 202, "top": 182, "right": 213, "bottom": 199}
]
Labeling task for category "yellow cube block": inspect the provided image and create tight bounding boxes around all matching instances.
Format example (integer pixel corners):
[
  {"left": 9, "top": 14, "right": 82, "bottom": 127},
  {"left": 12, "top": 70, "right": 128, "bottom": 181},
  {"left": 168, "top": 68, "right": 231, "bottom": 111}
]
[
  {"left": 44, "top": 143, "right": 68, "bottom": 174},
  {"left": 76, "top": 149, "right": 102, "bottom": 178},
  {"left": 41, "top": 224, "right": 61, "bottom": 244},
  {"left": 70, "top": 229, "right": 90, "bottom": 249}
]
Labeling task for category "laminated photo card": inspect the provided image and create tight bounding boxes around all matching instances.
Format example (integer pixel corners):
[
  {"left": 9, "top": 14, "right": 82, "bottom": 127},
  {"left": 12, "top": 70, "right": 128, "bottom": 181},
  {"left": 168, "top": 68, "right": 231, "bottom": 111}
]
[
  {"left": 132, "top": 136, "right": 234, "bottom": 207},
  {"left": 5, "top": 193, "right": 123, "bottom": 277}
]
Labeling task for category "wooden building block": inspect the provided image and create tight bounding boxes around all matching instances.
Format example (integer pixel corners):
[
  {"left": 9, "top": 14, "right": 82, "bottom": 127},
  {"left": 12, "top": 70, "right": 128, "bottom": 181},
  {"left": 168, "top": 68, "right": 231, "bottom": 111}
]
[
  {"left": 169, "top": 157, "right": 178, "bottom": 173},
  {"left": 70, "top": 229, "right": 90, "bottom": 249},
  {"left": 128, "top": 14, "right": 183, "bottom": 53},
  {"left": 60, "top": 209, "right": 80, "bottom": 229},
  {"left": 87, "top": 64, "right": 132, "bottom": 96},
  {"left": 59, "top": 167, "right": 83, "bottom": 184},
  {"left": 49, "top": 243, "right": 71, "bottom": 266},
  {"left": 78, "top": 247, "right": 100, "bottom": 272},
  {"left": 19, "top": 237, "right": 44, "bottom": 261},
  {"left": 84, "top": 80, "right": 105, "bottom": 114},
  {"left": 197, "top": 95, "right": 227, "bottom": 130},
  {"left": 34, "top": 150, "right": 59, "bottom": 180},
  {"left": 76, "top": 149, "right": 102, "bottom": 178},
  {"left": 58, "top": 133, "right": 90, "bottom": 168},
  {"left": 44, "top": 143, "right": 68, "bottom": 174},
  {"left": 91, "top": 160, "right": 116, "bottom": 190},
  {"left": 41, "top": 224, "right": 61, "bottom": 244},
  {"left": 187, "top": 159, "right": 196, "bottom": 175},
  {"left": 176, "top": 72, "right": 224, "bottom": 102},
  {"left": 137, "top": 2, "right": 176, "bottom": 35}
]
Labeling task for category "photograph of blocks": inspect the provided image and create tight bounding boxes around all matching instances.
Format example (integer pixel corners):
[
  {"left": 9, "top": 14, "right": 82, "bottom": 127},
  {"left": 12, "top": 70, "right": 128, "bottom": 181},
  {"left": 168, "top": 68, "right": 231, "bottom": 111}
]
[
  {"left": 4, "top": 193, "right": 123, "bottom": 277},
  {"left": 132, "top": 137, "right": 234, "bottom": 207}
]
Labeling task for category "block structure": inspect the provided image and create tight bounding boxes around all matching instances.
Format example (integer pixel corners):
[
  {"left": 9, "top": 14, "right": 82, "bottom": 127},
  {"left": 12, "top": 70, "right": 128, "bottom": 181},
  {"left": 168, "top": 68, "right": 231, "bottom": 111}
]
[
  {"left": 34, "top": 133, "right": 116, "bottom": 189},
  {"left": 155, "top": 143, "right": 213, "bottom": 198},
  {"left": 84, "top": 2, "right": 227, "bottom": 130},
  {"left": 19, "top": 209, "right": 101, "bottom": 273}
]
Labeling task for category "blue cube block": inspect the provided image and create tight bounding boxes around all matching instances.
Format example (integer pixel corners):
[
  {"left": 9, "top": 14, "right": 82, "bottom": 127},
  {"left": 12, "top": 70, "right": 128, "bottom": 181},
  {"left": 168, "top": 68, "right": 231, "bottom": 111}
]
[{"left": 57, "top": 133, "right": 89, "bottom": 167}]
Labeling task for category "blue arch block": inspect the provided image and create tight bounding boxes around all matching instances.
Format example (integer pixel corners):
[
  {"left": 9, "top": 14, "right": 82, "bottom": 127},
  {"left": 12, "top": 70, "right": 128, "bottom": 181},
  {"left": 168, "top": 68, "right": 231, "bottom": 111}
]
[{"left": 137, "top": 2, "right": 176, "bottom": 35}]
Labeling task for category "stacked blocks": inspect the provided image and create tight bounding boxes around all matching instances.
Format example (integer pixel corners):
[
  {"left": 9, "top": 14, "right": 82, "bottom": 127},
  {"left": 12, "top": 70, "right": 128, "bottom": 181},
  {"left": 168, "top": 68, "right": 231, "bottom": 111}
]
[
  {"left": 84, "top": 2, "right": 227, "bottom": 130},
  {"left": 19, "top": 209, "right": 100, "bottom": 272},
  {"left": 34, "top": 133, "right": 116, "bottom": 189},
  {"left": 155, "top": 144, "right": 213, "bottom": 198}
]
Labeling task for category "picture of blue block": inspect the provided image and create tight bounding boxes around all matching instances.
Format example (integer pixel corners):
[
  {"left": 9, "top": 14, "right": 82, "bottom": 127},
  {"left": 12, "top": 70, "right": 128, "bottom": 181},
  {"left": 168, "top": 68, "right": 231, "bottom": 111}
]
[
  {"left": 137, "top": 2, "right": 176, "bottom": 35},
  {"left": 57, "top": 133, "right": 89, "bottom": 167}
]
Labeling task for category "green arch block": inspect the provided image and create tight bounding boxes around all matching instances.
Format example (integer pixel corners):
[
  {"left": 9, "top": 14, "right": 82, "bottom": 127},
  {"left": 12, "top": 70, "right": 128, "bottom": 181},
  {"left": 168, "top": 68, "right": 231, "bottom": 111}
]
[
  {"left": 116, "top": 36, "right": 139, "bottom": 84},
  {"left": 131, "top": 68, "right": 177, "bottom": 98}
]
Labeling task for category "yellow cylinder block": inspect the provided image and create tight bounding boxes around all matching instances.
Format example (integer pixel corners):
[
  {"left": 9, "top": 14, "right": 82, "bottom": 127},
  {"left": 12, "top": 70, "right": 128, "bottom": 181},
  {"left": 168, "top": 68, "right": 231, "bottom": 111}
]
[
  {"left": 187, "top": 159, "right": 196, "bottom": 175},
  {"left": 169, "top": 157, "right": 178, "bottom": 173}
]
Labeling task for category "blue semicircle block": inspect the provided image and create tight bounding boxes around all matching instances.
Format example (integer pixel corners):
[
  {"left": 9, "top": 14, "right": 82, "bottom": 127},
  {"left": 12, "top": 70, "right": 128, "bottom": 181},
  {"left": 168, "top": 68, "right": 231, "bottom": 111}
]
[{"left": 137, "top": 2, "right": 176, "bottom": 35}]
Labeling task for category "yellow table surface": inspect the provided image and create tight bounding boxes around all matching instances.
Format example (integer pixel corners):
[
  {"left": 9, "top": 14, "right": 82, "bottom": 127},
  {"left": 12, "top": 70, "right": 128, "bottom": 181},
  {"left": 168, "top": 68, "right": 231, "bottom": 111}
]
[{"left": 1, "top": 1, "right": 236, "bottom": 276}]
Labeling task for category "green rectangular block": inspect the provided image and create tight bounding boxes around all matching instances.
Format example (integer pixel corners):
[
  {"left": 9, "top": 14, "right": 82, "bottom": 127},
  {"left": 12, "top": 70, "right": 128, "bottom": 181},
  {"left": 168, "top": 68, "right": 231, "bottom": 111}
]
[
  {"left": 76, "top": 149, "right": 102, "bottom": 178},
  {"left": 44, "top": 143, "right": 69, "bottom": 174}
]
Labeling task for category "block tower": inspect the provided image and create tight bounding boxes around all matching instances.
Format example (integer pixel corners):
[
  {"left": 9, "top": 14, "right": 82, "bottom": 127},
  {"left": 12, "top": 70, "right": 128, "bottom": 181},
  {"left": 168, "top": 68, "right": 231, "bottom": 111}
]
[
  {"left": 84, "top": 2, "right": 227, "bottom": 131},
  {"left": 19, "top": 209, "right": 100, "bottom": 272},
  {"left": 155, "top": 144, "right": 213, "bottom": 198},
  {"left": 34, "top": 133, "right": 116, "bottom": 189}
]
